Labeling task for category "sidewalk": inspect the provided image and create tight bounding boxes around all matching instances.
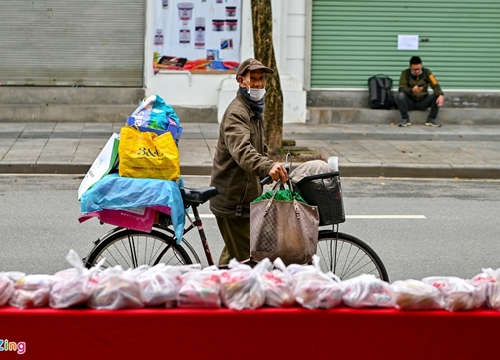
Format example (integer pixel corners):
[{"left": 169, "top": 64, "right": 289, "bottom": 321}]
[{"left": 0, "top": 121, "right": 499, "bottom": 179}]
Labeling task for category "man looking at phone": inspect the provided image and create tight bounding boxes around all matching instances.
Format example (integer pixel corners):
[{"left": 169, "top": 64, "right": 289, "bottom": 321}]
[{"left": 397, "top": 56, "right": 444, "bottom": 127}]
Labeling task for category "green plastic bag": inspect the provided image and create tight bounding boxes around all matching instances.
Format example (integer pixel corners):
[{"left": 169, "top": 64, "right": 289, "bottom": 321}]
[{"left": 253, "top": 187, "right": 307, "bottom": 204}]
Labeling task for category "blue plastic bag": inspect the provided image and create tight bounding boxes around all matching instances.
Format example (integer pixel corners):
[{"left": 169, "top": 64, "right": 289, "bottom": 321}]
[
  {"left": 80, "top": 174, "right": 185, "bottom": 243},
  {"left": 131, "top": 94, "right": 180, "bottom": 129}
]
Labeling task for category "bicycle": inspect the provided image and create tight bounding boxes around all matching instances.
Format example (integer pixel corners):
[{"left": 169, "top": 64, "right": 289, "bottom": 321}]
[{"left": 83, "top": 170, "right": 389, "bottom": 281}]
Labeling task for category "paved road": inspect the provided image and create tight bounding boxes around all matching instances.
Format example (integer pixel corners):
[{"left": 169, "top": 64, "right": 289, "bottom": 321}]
[{"left": 1, "top": 174, "right": 499, "bottom": 282}]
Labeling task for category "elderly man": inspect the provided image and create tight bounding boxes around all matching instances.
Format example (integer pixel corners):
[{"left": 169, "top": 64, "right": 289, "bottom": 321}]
[{"left": 209, "top": 58, "right": 288, "bottom": 265}]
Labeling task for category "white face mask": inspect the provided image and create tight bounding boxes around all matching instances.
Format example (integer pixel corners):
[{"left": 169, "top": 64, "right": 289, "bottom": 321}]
[{"left": 244, "top": 79, "right": 266, "bottom": 101}]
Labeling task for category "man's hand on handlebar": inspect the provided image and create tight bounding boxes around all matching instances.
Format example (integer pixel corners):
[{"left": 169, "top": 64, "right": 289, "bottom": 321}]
[{"left": 269, "top": 163, "right": 288, "bottom": 184}]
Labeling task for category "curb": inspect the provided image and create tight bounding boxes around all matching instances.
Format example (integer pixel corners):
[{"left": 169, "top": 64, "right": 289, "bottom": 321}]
[{"left": 1, "top": 163, "right": 499, "bottom": 179}]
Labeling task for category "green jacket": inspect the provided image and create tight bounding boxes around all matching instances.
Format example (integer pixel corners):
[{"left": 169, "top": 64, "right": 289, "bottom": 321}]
[
  {"left": 209, "top": 90, "right": 275, "bottom": 218},
  {"left": 398, "top": 67, "right": 444, "bottom": 101}
]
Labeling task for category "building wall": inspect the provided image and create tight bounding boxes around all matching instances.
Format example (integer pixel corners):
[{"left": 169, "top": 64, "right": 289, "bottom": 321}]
[{"left": 144, "top": 0, "right": 308, "bottom": 123}]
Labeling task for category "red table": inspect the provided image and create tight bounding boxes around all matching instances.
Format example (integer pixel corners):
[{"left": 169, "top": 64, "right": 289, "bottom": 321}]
[{"left": 1, "top": 306, "right": 500, "bottom": 359}]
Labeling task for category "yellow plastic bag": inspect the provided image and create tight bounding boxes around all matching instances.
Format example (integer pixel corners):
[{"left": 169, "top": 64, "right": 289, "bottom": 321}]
[{"left": 118, "top": 126, "right": 180, "bottom": 180}]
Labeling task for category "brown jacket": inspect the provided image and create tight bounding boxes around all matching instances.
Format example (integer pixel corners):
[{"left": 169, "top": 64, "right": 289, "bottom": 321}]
[{"left": 209, "top": 90, "right": 275, "bottom": 218}]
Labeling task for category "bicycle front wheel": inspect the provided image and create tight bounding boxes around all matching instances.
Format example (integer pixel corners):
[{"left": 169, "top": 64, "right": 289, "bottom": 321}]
[
  {"left": 316, "top": 231, "right": 389, "bottom": 282},
  {"left": 85, "top": 227, "right": 192, "bottom": 269}
]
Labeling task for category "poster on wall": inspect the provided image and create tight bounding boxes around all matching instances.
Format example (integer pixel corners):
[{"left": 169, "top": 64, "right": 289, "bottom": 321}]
[{"left": 153, "top": 0, "right": 242, "bottom": 73}]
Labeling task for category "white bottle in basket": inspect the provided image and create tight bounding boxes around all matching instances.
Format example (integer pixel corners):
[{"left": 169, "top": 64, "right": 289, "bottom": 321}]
[{"left": 328, "top": 156, "right": 339, "bottom": 172}]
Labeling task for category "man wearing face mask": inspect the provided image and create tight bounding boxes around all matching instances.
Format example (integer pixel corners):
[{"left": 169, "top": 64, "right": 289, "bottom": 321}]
[
  {"left": 397, "top": 56, "right": 444, "bottom": 127},
  {"left": 209, "top": 58, "right": 288, "bottom": 265}
]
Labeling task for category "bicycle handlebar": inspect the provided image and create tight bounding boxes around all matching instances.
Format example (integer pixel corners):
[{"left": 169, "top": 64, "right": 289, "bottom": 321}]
[{"left": 260, "top": 163, "right": 290, "bottom": 186}]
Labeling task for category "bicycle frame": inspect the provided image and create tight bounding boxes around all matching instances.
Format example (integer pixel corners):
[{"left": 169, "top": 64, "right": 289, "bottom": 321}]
[{"left": 182, "top": 205, "right": 216, "bottom": 267}]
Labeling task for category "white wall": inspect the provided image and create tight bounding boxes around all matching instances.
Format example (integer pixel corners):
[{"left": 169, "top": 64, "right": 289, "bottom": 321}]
[{"left": 144, "top": 0, "right": 307, "bottom": 123}]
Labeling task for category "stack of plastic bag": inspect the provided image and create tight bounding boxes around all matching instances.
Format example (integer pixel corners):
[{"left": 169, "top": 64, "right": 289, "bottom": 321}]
[
  {"left": 391, "top": 279, "right": 445, "bottom": 310},
  {"left": 422, "top": 276, "right": 486, "bottom": 311},
  {"left": 471, "top": 268, "right": 500, "bottom": 311},
  {"left": 342, "top": 273, "right": 395, "bottom": 308},
  {"left": 262, "top": 258, "right": 295, "bottom": 307},
  {"left": 219, "top": 259, "right": 252, "bottom": 311},
  {"left": 288, "top": 255, "right": 343, "bottom": 309},
  {"left": 9, "top": 274, "right": 58, "bottom": 309},
  {"left": 177, "top": 266, "right": 221, "bottom": 308},
  {"left": 87, "top": 266, "right": 143, "bottom": 310},
  {"left": 49, "top": 250, "right": 104, "bottom": 309}
]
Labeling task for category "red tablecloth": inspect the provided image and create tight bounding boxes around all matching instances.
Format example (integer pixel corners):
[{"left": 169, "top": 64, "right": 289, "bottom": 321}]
[{"left": 1, "top": 306, "right": 500, "bottom": 359}]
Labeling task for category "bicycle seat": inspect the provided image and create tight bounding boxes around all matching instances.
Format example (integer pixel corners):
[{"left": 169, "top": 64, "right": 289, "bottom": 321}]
[{"left": 180, "top": 186, "right": 220, "bottom": 206}]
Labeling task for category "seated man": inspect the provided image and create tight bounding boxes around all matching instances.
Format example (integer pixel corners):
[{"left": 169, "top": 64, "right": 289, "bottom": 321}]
[{"left": 397, "top": 56, "right": 444, "bottom": 127}]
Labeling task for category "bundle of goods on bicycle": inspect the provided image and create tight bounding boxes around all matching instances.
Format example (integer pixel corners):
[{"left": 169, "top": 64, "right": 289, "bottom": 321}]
[
  {"left": 77, "top": 94, "right": 183, "bottom": 232},
  {"left": 127, "top": 94, "right": 183, "bottom": 143}
]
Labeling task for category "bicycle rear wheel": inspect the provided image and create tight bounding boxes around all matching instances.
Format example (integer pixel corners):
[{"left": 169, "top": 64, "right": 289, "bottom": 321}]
[
  {"left": 316, "top": 231, "right": 389, "bottom": 282},
  {"left": 85, "top": 227, "right": 192, "bottom": 269}
]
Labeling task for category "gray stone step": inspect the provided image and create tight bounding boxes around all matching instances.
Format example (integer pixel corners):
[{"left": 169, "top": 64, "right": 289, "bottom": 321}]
[
  {"left": 0, "top": 87, "right": 145, "bottom": 105},
  {"left": 0, "top": 87, "right": 218, "bottom": 123},
  {"left": 307, "top": 107, "right": 500, "bottom": 125},
  {"left": 308, "top": 90, "right": 500, "bottom": 109}
]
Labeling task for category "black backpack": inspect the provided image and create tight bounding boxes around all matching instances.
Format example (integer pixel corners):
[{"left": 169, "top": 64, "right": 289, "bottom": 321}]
[{"left": 368, "top": 75, "right": 395, "bottom": 110}]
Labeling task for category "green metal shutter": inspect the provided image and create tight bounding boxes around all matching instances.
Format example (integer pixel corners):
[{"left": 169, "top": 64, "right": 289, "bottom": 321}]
[
  {"left": 0, "top": 0, "right": 145, "bottom": 86},
  {"left": 311, "top": 0, "right": 500, "bottom": 90}
]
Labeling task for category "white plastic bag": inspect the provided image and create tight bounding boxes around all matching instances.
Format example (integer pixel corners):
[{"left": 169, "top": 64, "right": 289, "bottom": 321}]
[
  {"left": 288, "top": 255, "right": 343, "bottom": 309},
  {"left": 0, "top": 272, "right": 24, "bottom": 307},
  {"left": 249, "top": 258, "right": 271, "bottom": 309},
  {"left": 473, "top": 268, "right": 500, "bottom": 310},
  {"left": 135, "top": 264, "right": 199, "bottom": 307},
  {"left": 423, "top": 276, "right": 486, "bottom": 311},
  {"left": 49, "top": 250, "right": 104, "bottom": 309},
  {"left": 391, "top": 279, "right": 445, "bottom": 310},
  {"left": 177, "top": 266, "right": 221, "bottom": 308},
  {"left": 87, "top": 266, "right": 143, "bottom": 310},
  {"left": 220, "top": 259, "right": 252, "bottom": 310},
  {"left": 9, "top": 274, "right": 57, "bottom": 309},
  {"left": 262, "top": 258, "right": 295, "bottom": 307},
  {"left": 341, "top": 274, "right": 395, "bottom": 308}
]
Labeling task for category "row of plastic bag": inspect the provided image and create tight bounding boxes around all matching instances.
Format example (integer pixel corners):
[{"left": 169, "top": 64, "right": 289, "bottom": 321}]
[{"left": 1, "top": 250, "right": 500, "bottom": 311}]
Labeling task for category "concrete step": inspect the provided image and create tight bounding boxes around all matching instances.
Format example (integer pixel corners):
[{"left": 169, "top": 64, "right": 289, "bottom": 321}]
[
  {"left": 307, "top": 107, "right": 500, "bottom": 125},
  {"left": 0, "top": 87, "right": 145, "bottom": 105},
  {"left": 308, "top": 90, "right": 500, "bottom": 109},
  {"left": 0, "top": 87, "right": 218, "bottom": 123}
]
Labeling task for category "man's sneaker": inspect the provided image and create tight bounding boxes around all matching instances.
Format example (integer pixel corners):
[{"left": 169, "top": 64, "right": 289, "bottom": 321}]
[
  {"left": 398, "top": 118, "right": 411, "bottom": 127},
  {"left": 425, "top": 118, "right": 442, "bottom": 127}
]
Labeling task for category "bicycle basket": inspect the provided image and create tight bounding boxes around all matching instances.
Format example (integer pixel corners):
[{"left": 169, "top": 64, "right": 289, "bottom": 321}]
[{"left": 295, "top": 171, "right": 345, "bottom": 226}]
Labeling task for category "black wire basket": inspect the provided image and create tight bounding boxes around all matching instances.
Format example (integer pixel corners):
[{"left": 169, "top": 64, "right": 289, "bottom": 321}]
[{"left": 295, "top": 171, "right": 345, "bottom": 226}]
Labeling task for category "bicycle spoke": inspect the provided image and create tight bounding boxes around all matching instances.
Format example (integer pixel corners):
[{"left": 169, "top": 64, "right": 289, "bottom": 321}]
[
  {"left": 317, "top": 232, "right": 386, "bottom": 281},
  {"left": 87, "top": 229, "right": 192, "bottom": 269}
]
